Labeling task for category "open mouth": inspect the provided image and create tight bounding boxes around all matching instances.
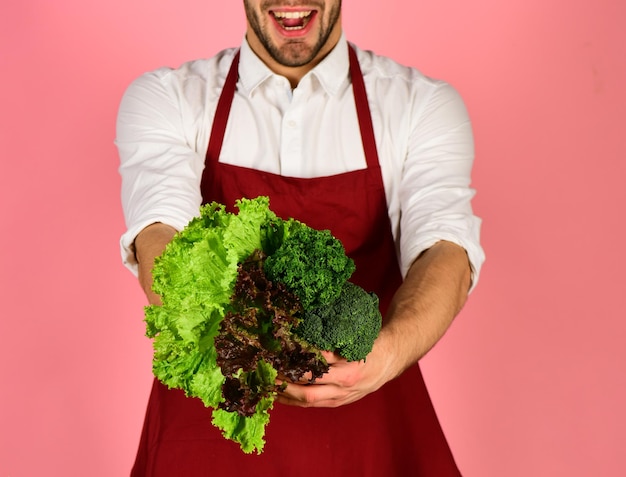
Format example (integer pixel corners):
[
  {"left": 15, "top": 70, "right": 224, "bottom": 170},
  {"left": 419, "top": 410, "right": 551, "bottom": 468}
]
[{"left": 270, "top": 10, "right": 316, "bottom": 31}]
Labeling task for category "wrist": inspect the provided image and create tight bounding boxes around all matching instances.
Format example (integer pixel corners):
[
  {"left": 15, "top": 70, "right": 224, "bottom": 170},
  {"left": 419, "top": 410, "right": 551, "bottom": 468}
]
[{"left": 373, "top": 325, "right": 415, "bottom": 381}]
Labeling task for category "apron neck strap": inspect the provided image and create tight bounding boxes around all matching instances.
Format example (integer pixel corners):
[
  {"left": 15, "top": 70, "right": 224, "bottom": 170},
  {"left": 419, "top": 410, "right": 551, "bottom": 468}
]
[
  {"left": 206, "top": 51, "right": 240, "bottom": 164},
  {"left": 347, "top": 45, "right": 380, "bottom": 170}
]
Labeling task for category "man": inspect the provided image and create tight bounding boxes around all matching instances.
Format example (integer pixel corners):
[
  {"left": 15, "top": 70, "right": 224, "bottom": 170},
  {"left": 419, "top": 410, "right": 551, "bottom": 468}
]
[{"left": 117, "top": 1, "right": 484, "bottom": 475}]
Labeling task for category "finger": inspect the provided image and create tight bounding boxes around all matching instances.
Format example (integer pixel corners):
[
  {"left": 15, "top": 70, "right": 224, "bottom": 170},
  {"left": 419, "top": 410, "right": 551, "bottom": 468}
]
[
  {"left": 276, "top": 370, "right": 315, "bottom": 384},
  {"left": 276, "top": 393, "right": 343, "bottom": 408},
  {"left": 277, "top": 382, "right": 366, "bottom": 408},
  {"left": 280, "top": 380, "right": 356, "bottom": 404},
  {"left": 276, "top": 382, "right": 346, "bottom": 408}
]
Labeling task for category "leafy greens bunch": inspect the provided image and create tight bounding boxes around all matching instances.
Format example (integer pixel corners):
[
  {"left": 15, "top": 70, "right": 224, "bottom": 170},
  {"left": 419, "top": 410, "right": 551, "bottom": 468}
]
[{"left": 145, "top": 196, "right": 382, "bottom": 454}]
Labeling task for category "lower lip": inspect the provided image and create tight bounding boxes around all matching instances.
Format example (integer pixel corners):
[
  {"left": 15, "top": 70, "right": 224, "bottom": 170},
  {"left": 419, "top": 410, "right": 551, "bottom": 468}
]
[{"left": 269, "top": 11, "right": 318, "bottom": 38}]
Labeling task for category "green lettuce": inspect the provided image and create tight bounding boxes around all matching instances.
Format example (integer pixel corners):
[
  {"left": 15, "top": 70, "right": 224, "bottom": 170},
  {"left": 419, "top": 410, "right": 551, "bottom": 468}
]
[{"left": 145, "top": 197, "right": 283, "bottom": 453}]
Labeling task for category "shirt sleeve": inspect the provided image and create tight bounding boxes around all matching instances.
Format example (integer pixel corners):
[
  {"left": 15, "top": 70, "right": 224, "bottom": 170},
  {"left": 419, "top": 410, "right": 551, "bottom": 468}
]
[
  {"left": 116, "top": 69, "right": 204, "bottom": 276},
  {"left": 399, "top": 81, "right": 485, "bottom": 291}
]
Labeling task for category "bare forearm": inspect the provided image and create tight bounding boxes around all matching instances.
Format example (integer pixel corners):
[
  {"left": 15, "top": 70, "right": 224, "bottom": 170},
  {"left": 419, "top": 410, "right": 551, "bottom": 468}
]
[
  {"left": 134, "top": 222, "right": 177, "bottom": 305},
  {"left": 380, "top": 240, "right": 472, "bottom": 377}
]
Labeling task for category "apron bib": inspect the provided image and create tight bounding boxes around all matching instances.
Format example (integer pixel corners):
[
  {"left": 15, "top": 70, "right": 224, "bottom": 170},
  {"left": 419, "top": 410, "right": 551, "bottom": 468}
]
[{"left": 132, "top": 46, "right": 461, "bottom": 477}]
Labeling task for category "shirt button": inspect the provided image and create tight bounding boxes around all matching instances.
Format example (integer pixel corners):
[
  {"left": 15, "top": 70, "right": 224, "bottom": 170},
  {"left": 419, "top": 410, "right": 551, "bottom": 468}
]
[{"left": 287, "top": 120, "right": 297, "bottom": 128}]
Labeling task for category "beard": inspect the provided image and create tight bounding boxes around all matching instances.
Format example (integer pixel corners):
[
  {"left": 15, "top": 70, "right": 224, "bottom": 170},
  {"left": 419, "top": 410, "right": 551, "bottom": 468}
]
[{"left": 244, "top": 0, "right": 342, "bottom": 67}]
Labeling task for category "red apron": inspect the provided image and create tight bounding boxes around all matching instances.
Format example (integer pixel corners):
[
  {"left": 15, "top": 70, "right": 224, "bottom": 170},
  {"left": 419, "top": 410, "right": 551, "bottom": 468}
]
[{"left": 131, "top": 46, "right": 461, "bottom": 477}]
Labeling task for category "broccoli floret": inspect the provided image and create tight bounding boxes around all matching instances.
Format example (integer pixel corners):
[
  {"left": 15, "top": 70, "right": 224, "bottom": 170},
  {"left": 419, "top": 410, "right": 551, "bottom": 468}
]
[
  {"left": 263, "top": 220, "right": 355, "bottom": 309},
  {"left": 295, "top": 282, "right": 382, "bottom": 362}
]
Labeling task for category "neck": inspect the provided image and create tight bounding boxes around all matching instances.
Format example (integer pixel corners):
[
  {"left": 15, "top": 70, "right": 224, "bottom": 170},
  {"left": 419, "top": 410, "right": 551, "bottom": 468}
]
[{"left": 246, "top": 27, "right": 342, "bottom": 89}]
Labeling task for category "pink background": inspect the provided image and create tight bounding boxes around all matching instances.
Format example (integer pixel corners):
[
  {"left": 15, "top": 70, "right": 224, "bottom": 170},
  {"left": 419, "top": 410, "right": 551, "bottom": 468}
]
[{"left": 1, "top": 1, "right": 624, "bottom": 475}]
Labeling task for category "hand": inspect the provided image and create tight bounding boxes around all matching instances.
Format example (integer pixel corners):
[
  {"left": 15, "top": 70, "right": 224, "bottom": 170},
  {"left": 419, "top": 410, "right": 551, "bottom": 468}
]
[
  {"left": 134, "top": 222, "right": 177, "bottom": 305},
  {"left": 275, "top": 330, "right": 400, "bottom": 408}
]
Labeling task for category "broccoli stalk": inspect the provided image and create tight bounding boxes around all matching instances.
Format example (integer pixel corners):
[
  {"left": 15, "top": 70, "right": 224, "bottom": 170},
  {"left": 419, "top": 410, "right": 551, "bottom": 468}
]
[{"left": 295, "top": 282, "right": 382, "bottom": 362}]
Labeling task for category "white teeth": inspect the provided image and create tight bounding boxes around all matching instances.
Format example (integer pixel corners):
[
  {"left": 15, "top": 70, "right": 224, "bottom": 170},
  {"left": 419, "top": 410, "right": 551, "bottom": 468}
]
[{"left": 272, "top": 10, "right": 312, "bottom": 19}]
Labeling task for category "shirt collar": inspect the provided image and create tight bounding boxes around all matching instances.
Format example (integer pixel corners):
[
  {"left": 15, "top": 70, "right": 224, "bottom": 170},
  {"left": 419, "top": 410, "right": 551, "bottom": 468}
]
[
  {"left": 237, "top": 36, "right": 274, "bottom": 96},
  {"left": 309, "top": 34, "right": 349, "bottom": 96},
  {"left": 237, "top": 34, "right": 350, "bottom": 97}
]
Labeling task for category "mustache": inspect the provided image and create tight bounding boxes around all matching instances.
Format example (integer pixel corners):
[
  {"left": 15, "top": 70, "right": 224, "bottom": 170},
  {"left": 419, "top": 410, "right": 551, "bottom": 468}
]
[{"left": 260, "top": 0, "right": 327, "bottom": 9}]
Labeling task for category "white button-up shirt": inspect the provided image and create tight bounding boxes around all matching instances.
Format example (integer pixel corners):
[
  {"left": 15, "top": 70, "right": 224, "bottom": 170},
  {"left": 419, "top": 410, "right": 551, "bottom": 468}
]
[{"left": 116, "top": 35, "right": 484, "bottom": 287}]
